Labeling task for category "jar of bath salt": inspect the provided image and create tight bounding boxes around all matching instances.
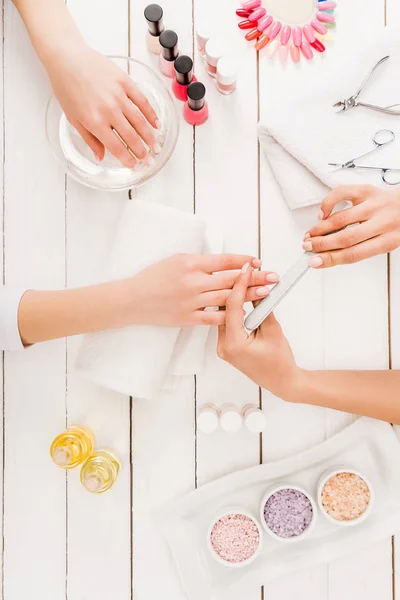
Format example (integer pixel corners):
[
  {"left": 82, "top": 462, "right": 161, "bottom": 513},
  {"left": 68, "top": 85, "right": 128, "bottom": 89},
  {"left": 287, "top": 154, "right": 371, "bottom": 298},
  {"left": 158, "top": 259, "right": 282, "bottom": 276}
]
[
  {"left": 208, "top": 507, "right": 263, "bottom": 567},
  {"left": 317, "top": 467, "right": 373, "bottom": 526},
  {"left": 260, "top": 484, "right": 317, "bottom": 542}
]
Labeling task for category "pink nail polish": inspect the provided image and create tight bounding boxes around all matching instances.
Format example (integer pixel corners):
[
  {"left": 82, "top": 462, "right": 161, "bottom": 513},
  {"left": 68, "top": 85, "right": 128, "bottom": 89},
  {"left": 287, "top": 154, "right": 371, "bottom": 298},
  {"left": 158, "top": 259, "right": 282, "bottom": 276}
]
[
  {"left": 258, "top": 14, "right": 273, "bottom": 31},
  {"left": 245, "top": 27, "right": 261, "bottom": 41},
  {"left": 196, "top": 25, "right": 213, "bottom": 56},
  {"left": 317, "top": 0, "right": 336, "bottom": 8},
  {"left": 236, "top": 8, "right": 252, "bottom": 17},
  {"left": 311, "top": 19, "right": 327, "bottom": 34},
  {"left": 303, "top": 24, "right": 315, "bottom": 43},
  {"left": 255, "top": 33, "right": 270, "bottom": 50},
  {"left": 241, "top": 0, "right": 261, "bottom": 9},
  {"left": 316, "top": 10, "right": 335, "bottom": 22},
  {"left": 205, "top": 37, "right": 226, "bottom": 77},
  {"left": 248, "top": 7, "right": 266, "bottom": 21},
  {"left": 300, "top": 40, "right": 313, "bottom": 59},
  {"left": 293, "top": 26, "right": 302, "bottom": 47},
  {"left": 144, "top": 4, "right": 165, "bottom": 55},
  {"left": 172, "top": 56, "right": 196, "bottom": 101},
  {"left": 159, "top": 30, "right": 179, "bottom": 77},
  {"left": 279, "top": 43, "right": 289, "bottom": 62},
  {"left": 290, "top": 44, "right": 300, "bottom": 63},
  {"left": 280, "top": 25, "right": 291, "bottom": 45},
  {"left": 183, "top": 82, "right": 208, "bottom": 126},
  {"left": 318, "top": 209, "right": 324, "bottom": 220},
  {"left": 267, "top": 21, "right": 281, "bottom": 40},
  {"left": 310, "top": 38, "right": 326, "bottom": 52},
  {"left": 238, "top": 19, "right": 256, "bottom": 29},
  {"left": 266, "top": 39, "right": 279, "bottom": 57},
  {"left": 309, "top": 256, "right": 323, "bottom": 268},
  {"left": 216, "top": 57, "right": 237, "bottom": 95}
]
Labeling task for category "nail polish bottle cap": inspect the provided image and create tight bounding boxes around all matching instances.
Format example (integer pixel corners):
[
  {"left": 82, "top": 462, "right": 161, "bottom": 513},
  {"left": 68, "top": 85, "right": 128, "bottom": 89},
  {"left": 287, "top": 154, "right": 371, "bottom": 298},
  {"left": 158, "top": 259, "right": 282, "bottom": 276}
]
[
  {"left": 159, "top": 30, "right": 179, "bottom": 61},
  {"left": 174, "top": 55, "right": 194, "bottom": 85},
  {"left": 144, "top": 4, "right": 164, "bottom": 36},
  {"left": 187, "top": 82, "right": 206, "bottom": 111},
  {"left": 216, "top": 56, "right": 237, "bottom": 86},
  {"left": 205, "top": 37, "right": 226, "bottom": 67},
  {"left": 196, "top": 25, "right": 214, "bottom": 48}
]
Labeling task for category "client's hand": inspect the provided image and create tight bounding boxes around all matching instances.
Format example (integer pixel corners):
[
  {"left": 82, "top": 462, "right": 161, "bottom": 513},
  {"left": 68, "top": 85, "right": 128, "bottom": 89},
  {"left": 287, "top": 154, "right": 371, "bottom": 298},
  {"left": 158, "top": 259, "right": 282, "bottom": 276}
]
[
  {"left": 47, "top": 45, "right": 159, "bottom": 167},
  {"left": 127, "top": 254, "right": 279, "bottom": 327},
  {"left": 217, "top": 262, "right": 301, "bottom": 398},
  {"left": 303, "top": 185, "right": 400, "bottom": 268}
]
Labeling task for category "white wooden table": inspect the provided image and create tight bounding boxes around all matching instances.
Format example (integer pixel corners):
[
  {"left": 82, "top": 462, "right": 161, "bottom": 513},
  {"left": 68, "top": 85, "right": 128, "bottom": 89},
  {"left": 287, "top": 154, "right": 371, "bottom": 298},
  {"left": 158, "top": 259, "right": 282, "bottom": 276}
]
[{"left": 2, "top": 0, "right": 400, "bottom": 598}]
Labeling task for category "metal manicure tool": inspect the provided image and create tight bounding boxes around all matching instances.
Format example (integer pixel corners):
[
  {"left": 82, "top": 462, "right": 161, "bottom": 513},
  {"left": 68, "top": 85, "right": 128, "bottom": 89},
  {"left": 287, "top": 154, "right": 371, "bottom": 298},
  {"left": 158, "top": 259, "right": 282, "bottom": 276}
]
[
  {"left": 333, "top": 55, "right": 400, "bottom": 116},
  {"left": 328, "top": 128, "right": 400, "bottom": 185}
]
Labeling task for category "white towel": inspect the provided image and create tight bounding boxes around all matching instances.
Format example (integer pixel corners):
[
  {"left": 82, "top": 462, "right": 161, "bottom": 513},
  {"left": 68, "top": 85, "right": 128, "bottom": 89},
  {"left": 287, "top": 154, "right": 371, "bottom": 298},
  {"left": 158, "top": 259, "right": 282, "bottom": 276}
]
[
  {"left": 258, "top": 26, "right": 400, "bottom": 209},
  {"left": 75, "top": 200, "right": 222, "bottom": 400}
]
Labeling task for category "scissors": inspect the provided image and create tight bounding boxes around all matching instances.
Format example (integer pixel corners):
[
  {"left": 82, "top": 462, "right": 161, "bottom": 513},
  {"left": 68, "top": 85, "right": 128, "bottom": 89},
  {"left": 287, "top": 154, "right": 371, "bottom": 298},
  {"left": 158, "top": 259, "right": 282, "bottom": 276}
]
[
  {"left": 329, "top": 129, "right": 400, "bottom": 186},
  {"left": 333, "top": 55, "right": 400, "bottom": 116}
]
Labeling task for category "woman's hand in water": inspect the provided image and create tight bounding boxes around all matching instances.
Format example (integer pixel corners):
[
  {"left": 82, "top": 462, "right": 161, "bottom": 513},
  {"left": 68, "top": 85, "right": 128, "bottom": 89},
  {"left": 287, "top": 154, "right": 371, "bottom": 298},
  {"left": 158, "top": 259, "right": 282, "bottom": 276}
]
[
  {"left": 47, "top": 45, "right": 159, "bottom": 167},
  {"left": 303, "top": 185, "right": 400, "bottom": 268}
]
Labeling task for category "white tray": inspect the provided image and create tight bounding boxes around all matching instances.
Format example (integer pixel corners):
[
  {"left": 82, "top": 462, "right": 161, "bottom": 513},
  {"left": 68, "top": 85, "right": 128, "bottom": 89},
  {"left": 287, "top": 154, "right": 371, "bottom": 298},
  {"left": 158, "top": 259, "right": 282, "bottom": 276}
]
[{"left": 161, "top": 418, "right": 400, "bottom": 600}]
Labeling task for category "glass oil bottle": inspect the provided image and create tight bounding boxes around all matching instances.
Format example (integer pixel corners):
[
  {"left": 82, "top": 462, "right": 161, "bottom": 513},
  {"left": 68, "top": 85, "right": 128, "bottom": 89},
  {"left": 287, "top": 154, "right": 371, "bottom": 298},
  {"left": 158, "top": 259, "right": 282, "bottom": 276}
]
[
  {"left": 80, "top": 449, "right": 121, "bottom": 494},
  {"left": 50, "top": 425, "right": 95, "bottom": 469}
]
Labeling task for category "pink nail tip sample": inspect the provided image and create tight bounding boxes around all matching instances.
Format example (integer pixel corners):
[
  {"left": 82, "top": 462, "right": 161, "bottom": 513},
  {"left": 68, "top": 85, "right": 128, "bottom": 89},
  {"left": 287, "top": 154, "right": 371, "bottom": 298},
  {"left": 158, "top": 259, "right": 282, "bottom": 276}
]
[
  {"left": 248, "top": 7, "right": 266, "bottom": 21},
  {"left": 258, "top": 14, "right": 273, "bottom": 31},
  {"left": 303, "top": 24, "right": 315, "bottom": 43},
  {"left": 300, "top": 40, "right": 313, "bottom": 59},
  {"left": 290, "top": 44, "right": 300, "bottom": 63},
  {"left": 266, "top": 39, "right": 279, "bottom": 57},
  {"left": 293, "top": 26, "right": 302, "bottom": 46},
  {"left": 279, "top": 43, "right": 289, "bottom": 62},
  {"left": 316, "top": 11, "right": 335, "bottom": 22},
  {"left": 317, "top": 1, "right": 336, "bottom": 8},
  {"left": 280, "top": 25, "right": 291, "bottom": 45},
  {"left": 268, "top": 21, "right": 282, "bottom": 40},
  {"left": 242, "top": 0, "right": 261, "bottom": 9},
  {"left": 311, "top": 19, "right": 327, "bottom": 34}
]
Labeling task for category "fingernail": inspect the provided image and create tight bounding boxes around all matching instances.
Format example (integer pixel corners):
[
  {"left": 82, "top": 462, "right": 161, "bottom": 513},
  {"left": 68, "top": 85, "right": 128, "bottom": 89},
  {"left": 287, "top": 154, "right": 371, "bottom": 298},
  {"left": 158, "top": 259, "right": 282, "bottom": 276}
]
[
  {"left": 153, "top": 142, "right": 162, "bottom": 154},
  {"left": 145, "top": 154, "right": 155, "bottom": 166},
  {"left": 252, "top": 258, "right": 262, "bottom": 268},
  {"left": 241, "top": 262, "right": 250, "bottom": 273},
  {"left": 302, "top": 241, "right": 312, "bottom": 251},
  {"left": 304, "top": 232, "right": 311, "bottom": 240},
  {"left": 266, "top": 272, "right": 279, "bottom": 283},
  {"left": 318, "top": 209, "right": 324, "bottom": 220},
  {"left": 155, "top": 119, "right": 161, "bottom": 129},
  {"left": 93, "top": 151, "right": 101, "bottom": 162},
  {"left": 256, "top": 286, "right": 270, "bottom": 297},
  {"left": 309, "top": 256, "right": 323, "bottom": 268}
]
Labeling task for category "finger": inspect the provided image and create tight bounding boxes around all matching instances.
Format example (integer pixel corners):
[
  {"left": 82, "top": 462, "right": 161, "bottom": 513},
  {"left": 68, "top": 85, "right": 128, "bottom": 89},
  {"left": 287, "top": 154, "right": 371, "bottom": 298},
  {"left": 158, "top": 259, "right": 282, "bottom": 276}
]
[
  {"left": 303, "top": 221, "right": 380, "bottom": 253},
  {"left": 194, "top": 309, "right": 226, "bottom": 326},
  {"left": 74, "top": 122, "right": 105, "bottom": 161},
  {"left": 308, "top": 235, "right": 392, "bottom": 269},
  {"left": 198, "top": 285, "right": 270, "bottom": 308},
  {"left": 259, "top": 311, "right": 279, "bottom": 334},
  {"left": 204, "top": 269, "right": 279, "bottom": 292},
  {"left": 98, "top": 128, "right": 138, "bottom": 168},
  {"left": 318, "top": 185, "right": 373, "bottom": 219},
  {"left": 306, "top": 203, "right": 369, "bottom": 239},
  {"left": 112, "top": 116, "right": 148, "bottom": 161},
  {"left": 124, "top": 100, "right": 157, "bottom": 150},
  {"left": 225, "top": 263, "right": 253, "bottom": 344},
  {"left": 199, "top": 254, "right": 261, "bottom": 273},
  {"left": 124, "top": 79, "right": 159, "bottom": 128}
]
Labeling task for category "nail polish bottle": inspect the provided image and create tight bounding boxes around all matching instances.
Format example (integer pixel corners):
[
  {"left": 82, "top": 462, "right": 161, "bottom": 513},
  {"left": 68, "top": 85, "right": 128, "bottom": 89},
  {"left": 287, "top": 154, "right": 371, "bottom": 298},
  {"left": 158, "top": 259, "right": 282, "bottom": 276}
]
[
  {"left": 183, "top": 82, "right": 209, "bottom": 126},
  {"left": 144, "top": 4, "right": 164, "bottom": 55},
  {"left": 197, "top": 403, "right": 219, "bottom": 434},
  {"left": 242, "top": 405, "right": 266, "bottom": 433},
  {"left": 50, "top": 425, "right": 95, "bottom": 469},
  {"left": 80, "top": 449, "right": 121, "bottom": 494},
  {"left": 216, "top": 57, "right": 237, "bottom": 95},
  {"left": 220, "top": 404, "right": 242, "bottom": 433},
  {"left": 172, "top": 55, "right": 196, "bottom": 101},
  {"left": 205, "top": 37, "right": 226, "bottom": 78},
  {"left": 196, "top": 25, "right": 213, "bottom": 57},
  {"left": 159, "top": 29, "right": 179, "bottom": 77}
]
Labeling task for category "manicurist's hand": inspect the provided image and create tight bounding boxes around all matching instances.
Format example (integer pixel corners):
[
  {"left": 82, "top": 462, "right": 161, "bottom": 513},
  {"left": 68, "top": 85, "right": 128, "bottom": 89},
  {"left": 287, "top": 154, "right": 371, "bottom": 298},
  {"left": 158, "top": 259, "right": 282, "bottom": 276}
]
[
  {"left": 47, "top": 45, "right": 159, "bottom": 167},
  {"left": 303, "top": 185, "right": 400, "bottom": 268},
  {"left": 217, "top": 262, "right": 302, "bottom": 398}
]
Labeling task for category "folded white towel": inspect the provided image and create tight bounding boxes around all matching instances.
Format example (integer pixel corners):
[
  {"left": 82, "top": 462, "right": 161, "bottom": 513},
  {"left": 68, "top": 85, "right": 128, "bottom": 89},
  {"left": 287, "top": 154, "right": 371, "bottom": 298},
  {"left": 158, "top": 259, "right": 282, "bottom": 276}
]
[
  {"left": 75, "top": 200, "right": 221, "bottom": 400},
  {"left": 259, "top": 27, "right": 400, "bottom": 209}
]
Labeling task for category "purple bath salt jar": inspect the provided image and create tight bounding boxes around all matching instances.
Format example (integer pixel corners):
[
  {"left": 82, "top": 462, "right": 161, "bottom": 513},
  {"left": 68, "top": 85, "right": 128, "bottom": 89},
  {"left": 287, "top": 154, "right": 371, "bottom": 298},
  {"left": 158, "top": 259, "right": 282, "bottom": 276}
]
[{"left": 260, "top": 485, "right": 316, "bottom": 542}]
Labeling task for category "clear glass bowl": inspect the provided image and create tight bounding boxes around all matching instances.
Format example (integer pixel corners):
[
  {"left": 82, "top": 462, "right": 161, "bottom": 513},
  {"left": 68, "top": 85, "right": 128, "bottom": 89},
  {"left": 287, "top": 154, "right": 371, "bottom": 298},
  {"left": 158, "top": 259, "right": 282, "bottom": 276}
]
[{"left": 46, "top": 56, "right": 179, "bottom": 191}]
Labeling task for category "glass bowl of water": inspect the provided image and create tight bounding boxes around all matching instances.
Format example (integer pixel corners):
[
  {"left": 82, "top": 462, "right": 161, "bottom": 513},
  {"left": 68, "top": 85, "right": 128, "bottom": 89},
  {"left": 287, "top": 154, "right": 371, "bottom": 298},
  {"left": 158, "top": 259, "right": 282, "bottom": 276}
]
[{"left": 46, "top": 56, "right": 179, "bottom": 191}]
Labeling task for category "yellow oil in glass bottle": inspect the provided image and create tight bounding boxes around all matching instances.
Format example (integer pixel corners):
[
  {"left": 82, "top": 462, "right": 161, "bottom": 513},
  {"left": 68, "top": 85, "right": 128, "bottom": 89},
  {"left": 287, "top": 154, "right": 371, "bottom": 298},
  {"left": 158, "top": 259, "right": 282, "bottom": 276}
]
[
  {"left": 80, "top": 449, "right": 121, "bottom": 494},
  {"left": 50, "top": 425, "right": 95, "bottom": 469}
]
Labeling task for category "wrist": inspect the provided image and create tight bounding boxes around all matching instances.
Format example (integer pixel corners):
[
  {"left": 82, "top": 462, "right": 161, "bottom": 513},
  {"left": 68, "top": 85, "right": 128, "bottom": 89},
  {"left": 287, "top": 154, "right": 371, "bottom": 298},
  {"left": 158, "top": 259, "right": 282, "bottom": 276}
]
[{"left": 278, "top": 368, "right": 312, "bottom": 404}]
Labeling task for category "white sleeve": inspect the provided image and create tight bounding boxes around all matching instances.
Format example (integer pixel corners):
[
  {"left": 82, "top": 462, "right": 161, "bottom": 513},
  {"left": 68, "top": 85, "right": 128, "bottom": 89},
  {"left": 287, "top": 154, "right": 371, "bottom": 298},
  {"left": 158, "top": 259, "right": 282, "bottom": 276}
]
[{"left": 0, "top": 288, "right": 27, "bottom": 351}]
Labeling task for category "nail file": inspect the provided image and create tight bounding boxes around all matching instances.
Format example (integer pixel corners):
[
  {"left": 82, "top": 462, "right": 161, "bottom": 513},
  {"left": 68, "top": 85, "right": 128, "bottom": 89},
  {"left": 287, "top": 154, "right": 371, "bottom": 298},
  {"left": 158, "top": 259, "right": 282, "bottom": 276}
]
[{"left": 244, "top": 250, "right": 315, "bottom": 332}]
